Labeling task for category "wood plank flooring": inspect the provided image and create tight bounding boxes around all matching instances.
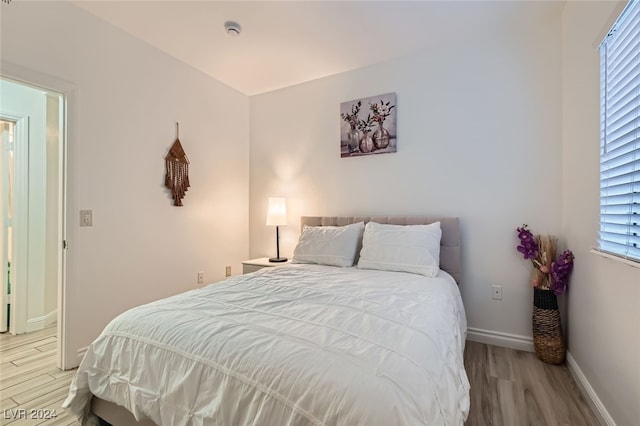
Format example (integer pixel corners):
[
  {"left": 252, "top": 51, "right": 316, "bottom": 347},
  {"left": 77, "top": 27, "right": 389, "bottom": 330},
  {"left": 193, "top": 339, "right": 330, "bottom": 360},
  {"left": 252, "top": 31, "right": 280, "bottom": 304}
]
[
  {"left": 0, "top": 326, "right": 77, "bottom": 425},
  {"left": 0, "top": 328, "right": 599, "bottom": 425},
  {"left": 464, "top": 340, "right": 600, "bottom": 426}
]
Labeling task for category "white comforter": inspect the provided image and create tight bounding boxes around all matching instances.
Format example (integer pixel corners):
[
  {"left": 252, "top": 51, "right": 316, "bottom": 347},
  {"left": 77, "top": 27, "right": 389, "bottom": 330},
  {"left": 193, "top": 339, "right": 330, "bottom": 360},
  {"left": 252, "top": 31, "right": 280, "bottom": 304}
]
[{"left": 64, "top": 264, "right": 470, "bottom": 425}]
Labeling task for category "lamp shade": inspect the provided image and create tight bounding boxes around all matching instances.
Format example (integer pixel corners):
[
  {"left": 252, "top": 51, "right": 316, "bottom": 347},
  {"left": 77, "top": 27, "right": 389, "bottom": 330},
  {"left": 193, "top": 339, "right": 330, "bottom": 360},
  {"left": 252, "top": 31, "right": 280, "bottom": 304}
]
[{"left": 266, "top": 197, "right": 287, "bottom": 226}]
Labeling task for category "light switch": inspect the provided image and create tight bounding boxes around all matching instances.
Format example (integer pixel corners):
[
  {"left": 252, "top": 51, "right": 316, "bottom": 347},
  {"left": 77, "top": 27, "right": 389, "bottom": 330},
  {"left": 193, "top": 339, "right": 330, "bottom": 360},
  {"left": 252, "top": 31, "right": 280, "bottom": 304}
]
[{"left": 80, "top": 210, "right": 93, "bottom": 227}]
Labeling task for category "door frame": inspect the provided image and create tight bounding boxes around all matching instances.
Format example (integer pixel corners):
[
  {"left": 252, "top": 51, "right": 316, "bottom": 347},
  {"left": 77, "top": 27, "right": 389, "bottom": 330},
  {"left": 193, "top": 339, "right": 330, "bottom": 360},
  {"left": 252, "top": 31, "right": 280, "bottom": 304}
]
[
  {"left": 0, "top": 114, "right": 29, "bottom": 335},
  {"left": 1, "top": 61, "right": 76, "bottom": 370},
  {"left": 0, "top": 118, "right": 4, "bottom": 333}
]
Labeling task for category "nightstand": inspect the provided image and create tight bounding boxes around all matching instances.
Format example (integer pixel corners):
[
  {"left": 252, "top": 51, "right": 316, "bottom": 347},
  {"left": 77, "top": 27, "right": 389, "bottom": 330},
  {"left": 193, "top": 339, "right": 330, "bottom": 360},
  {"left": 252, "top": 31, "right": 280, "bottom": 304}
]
[{"left": 242, "top": 257, "right": 291, "bottom": 274}]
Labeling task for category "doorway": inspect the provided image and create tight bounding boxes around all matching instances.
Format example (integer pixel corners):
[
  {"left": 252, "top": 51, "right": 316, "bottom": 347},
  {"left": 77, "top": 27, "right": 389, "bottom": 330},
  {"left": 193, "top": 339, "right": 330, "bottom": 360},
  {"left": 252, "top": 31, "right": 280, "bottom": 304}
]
[{"left": 0, "top": 78, "right": 65, "bottom": 354}]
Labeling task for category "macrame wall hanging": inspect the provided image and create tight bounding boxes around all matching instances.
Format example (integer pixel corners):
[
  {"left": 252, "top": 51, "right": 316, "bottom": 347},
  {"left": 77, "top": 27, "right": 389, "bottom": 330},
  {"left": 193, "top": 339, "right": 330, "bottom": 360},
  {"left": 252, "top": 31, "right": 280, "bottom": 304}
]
[{"left": 165, "top": 123, "right": 190, "bottom": 206}]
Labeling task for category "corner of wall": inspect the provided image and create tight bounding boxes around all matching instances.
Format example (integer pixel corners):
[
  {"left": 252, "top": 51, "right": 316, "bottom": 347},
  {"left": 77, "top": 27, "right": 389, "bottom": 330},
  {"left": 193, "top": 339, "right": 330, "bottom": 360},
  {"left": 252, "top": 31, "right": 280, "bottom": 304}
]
[{"left": 566, "top": 352, "right": 617, "bottom": 426}]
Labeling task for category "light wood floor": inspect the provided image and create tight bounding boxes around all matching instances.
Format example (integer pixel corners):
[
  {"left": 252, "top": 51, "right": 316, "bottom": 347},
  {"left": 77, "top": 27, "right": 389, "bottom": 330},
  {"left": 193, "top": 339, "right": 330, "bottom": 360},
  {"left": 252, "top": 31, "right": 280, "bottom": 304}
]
[
  {"left": 464, "top": 340, "right": 600, "bottom": 426},
  {"left": 0, "top": 326, "right": 77, "bottom": 425},
  {"left": 1, "top": 328, "right": 599, "bottom": 425}
]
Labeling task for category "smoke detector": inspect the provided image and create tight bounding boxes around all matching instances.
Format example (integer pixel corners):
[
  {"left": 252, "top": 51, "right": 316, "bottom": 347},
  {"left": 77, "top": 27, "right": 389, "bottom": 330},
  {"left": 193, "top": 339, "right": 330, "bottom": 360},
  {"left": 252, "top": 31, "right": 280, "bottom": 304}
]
[{"left": 224, "top": 21, "right": 241, "bottom": 37}]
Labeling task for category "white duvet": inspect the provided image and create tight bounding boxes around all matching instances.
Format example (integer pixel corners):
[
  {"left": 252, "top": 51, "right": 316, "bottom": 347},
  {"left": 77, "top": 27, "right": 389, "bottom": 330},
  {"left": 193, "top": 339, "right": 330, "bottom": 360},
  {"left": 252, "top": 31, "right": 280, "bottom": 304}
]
[{"left": 64, "top": 264, "right": 470, "bottom": 425}]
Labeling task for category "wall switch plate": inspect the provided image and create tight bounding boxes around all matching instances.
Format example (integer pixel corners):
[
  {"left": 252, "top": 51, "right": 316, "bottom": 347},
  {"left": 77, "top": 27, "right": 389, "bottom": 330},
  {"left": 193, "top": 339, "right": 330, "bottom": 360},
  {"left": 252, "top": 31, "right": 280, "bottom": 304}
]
[
  {"left": 197, "top": 271, "right": 204, "bottom": 284},
  {"left": 80, "top": 210, "right": 93, "bottom": 227},
  {"left": 225, "top": 266, "right": 231, "bottom": 277},
  {"left": 492, "top": 285, "right": 503, "bottom": 300}
]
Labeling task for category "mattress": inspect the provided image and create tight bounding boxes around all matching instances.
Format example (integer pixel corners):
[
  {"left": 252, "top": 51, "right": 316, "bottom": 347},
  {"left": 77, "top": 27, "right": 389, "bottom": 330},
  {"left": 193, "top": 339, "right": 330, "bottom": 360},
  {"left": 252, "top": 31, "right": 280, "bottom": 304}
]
[{"left": 63, "top": 264, "right": 470, "bottom": 425}]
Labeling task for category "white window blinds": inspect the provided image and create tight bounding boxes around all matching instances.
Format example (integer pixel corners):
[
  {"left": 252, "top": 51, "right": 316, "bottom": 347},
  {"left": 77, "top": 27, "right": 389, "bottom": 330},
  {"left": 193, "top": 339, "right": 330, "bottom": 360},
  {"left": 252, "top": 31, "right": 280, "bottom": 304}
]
[{"left": 599, "top": 0, "right": 640, "bottom": 262}]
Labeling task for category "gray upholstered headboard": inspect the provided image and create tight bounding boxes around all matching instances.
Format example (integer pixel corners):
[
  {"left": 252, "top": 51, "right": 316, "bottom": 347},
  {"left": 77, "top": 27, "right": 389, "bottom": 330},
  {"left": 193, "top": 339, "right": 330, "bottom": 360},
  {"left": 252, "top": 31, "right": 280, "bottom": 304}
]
[{"left": 300, "top": 216, "right": 462, "bottom": 284}]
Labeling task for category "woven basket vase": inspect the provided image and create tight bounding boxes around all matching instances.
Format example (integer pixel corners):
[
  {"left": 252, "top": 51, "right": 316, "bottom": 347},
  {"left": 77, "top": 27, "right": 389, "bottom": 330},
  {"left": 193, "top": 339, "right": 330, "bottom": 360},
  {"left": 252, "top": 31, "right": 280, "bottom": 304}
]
[{"left": 532, "top": 288, "right": 566, "bottom": 364}]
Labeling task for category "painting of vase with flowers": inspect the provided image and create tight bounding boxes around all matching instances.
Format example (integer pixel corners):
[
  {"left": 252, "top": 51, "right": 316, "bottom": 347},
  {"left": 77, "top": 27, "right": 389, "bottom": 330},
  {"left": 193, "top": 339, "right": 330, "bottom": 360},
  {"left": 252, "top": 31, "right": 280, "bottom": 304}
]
[{"left": 340, "top": 92, "right": 396, "bottom": 157}]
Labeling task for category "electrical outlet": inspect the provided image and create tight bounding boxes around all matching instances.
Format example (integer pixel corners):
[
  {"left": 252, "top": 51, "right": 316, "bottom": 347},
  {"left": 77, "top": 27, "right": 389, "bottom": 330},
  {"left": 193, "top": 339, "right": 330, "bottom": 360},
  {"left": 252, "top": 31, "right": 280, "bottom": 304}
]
[
  {"left": 80, "top": 210, "right": 93, "bottom": 227},
  {"left": 491, "top": 285, "right": 503, "bottom": 300},
  {"left": 197, "top": 271, "right": 204, "bottom": 284},
  {"left": 225, "top": 266, "right": 231, "bottom": 277}
]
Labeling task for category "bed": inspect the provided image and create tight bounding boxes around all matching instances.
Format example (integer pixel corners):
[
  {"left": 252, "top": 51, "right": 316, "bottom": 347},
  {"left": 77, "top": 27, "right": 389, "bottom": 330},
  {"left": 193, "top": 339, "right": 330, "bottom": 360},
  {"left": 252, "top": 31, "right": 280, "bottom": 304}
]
[{"left": 63, "top": 216, "right": 469, "bottom": 425}]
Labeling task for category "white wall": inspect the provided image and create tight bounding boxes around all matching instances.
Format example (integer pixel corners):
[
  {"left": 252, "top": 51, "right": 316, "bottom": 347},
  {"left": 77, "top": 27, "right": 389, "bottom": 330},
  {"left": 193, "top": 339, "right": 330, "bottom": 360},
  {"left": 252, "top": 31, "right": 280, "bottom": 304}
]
[
  {"left": 250, "top": 16, "right": 563, "bottom": 343},
  {"left": 562, "top": 2, "right": 640, "bottom": 425},
  {"left": 1, "top": 1, "right": 250, "bottom": 367},
  {"left": 0, "top": 79, "right": 50, "bottom": 331}
]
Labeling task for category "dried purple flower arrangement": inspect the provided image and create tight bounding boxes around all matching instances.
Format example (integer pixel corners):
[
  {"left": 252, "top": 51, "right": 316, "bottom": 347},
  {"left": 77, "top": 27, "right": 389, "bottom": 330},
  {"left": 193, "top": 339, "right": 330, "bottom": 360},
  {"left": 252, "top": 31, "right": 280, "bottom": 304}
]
[{"left": 516, "top": 225, "right": 575, "bottom": 295}]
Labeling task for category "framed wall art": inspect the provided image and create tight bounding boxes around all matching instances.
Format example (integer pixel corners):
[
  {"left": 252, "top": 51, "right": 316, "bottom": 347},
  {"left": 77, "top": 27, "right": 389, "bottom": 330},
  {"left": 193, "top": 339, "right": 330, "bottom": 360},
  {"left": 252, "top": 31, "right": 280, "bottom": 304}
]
[{"left": 340, "top": 92, "right": 396, "bottom": 158}]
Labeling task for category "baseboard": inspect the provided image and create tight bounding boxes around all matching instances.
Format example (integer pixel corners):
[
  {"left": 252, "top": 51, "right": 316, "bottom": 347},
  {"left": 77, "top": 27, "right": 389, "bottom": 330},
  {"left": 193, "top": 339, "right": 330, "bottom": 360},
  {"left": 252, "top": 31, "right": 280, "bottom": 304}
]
[
  {"left": 44, "top": 309, "right": 57, "bottom": 327},
  {"left": 566, "top": 352, "right": 616, "bottom": 426},
  {"left": 77, "top": 346, "right": 88, "bottom": 364},
  {"left": 466, "top": 327, "right": 535, "bottom": 352},
  {"left": 26, "top": 309, "right": 58, "bottom": 333}
]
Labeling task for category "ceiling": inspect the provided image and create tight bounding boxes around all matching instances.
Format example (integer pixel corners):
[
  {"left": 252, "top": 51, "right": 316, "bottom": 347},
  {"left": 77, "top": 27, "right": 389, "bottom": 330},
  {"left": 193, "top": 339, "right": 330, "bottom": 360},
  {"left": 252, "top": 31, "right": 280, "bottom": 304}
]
[{"left": 73, "top": 1, "right": 564, "bottom": 96}]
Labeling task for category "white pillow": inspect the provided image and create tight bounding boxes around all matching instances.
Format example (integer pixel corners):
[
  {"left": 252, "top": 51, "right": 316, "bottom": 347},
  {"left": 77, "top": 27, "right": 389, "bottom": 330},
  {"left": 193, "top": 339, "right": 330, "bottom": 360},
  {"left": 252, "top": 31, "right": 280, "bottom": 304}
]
[
  {"left": 357, "top": 221, "right": 442, "bottom": 277},
  {"left": 292, "top": 222, "right": 365, "bottom": 267}
]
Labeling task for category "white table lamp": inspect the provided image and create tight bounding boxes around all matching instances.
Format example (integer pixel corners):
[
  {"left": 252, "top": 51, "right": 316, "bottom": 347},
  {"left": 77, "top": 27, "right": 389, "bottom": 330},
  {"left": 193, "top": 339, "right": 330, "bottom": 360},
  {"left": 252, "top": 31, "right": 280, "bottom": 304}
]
[{"left": 266, "top": 197, "right": 288, "bottom": 262}]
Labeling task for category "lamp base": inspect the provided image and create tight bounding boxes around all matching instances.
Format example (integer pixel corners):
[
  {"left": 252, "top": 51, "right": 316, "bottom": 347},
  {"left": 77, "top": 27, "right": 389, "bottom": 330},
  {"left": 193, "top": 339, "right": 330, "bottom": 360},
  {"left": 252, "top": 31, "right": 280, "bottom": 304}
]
[{"left": 268, "top": 257, "right": 288, "bottom": 263}]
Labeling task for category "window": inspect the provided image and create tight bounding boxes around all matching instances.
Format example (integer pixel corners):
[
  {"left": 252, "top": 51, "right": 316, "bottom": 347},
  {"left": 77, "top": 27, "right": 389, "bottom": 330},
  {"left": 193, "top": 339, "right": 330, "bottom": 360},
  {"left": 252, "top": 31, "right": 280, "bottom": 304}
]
[{"left": 599, "top": 0, "right": 640, "bottom": 262}]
